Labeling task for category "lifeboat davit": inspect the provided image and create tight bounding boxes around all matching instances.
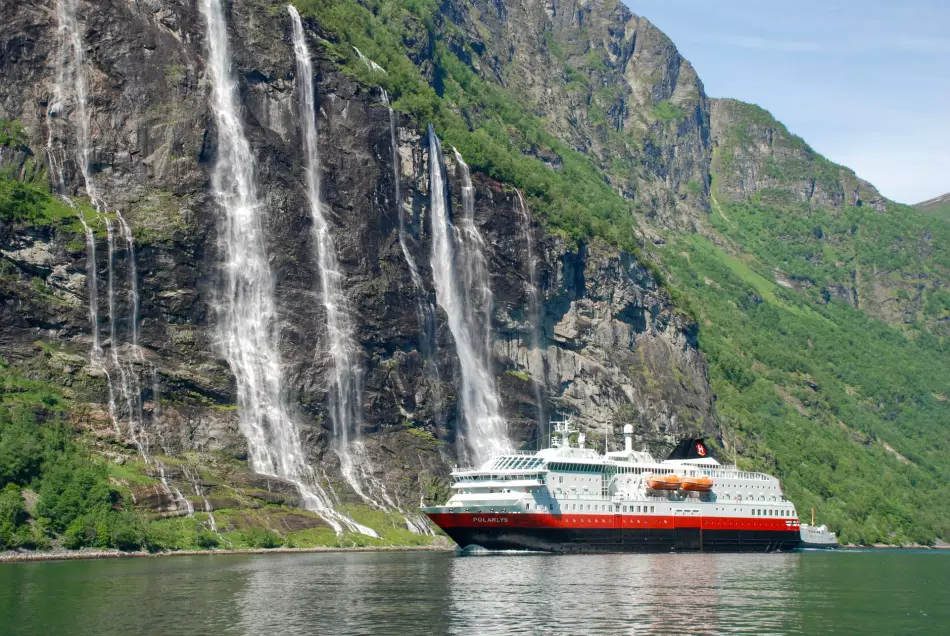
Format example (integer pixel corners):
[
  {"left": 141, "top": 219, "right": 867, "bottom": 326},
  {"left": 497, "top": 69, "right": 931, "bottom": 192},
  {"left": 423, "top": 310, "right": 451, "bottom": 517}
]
[
  {"left": 647, "top": 475, "right": 682, "bottom": 491},
  {"left": 681, "top": 476, "right": 714, "bottom": 492}
]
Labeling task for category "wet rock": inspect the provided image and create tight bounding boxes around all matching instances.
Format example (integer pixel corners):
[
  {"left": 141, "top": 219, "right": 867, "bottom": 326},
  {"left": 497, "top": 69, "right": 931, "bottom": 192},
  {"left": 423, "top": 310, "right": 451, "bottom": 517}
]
[{"left": 0, "top": 0, "right": 717, "bottom": 509}]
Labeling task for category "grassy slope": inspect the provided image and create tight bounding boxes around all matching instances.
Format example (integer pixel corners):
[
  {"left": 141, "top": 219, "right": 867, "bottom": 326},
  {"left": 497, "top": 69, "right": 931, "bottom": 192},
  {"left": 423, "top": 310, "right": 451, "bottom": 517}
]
[
  {"left": 0, "top": 353, "right": 443, "bottom": 552},
  {"left": 290, "top": 0, "right": 950, "bottom": 544},
  {"left": 916, "top": 194, "right": 950, "bottom": 221},
  {"left": 662, "top": 235, "right": 950, "bottom": 544},
  {"left": 689, "top": 101, "right": 950, "bottom": 543}
]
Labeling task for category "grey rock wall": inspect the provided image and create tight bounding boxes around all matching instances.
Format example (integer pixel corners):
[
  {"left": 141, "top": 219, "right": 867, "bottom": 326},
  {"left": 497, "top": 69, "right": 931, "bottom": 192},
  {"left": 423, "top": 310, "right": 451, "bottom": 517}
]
[{"left": 0, "top": 0, "right": 717, "bottom": 505}]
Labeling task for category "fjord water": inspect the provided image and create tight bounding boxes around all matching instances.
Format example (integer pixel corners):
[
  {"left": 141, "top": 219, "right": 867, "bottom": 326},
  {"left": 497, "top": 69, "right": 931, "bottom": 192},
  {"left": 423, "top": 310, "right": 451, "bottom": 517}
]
[{"left": 2, "top": 552, "right": 946, "bottom": 635}]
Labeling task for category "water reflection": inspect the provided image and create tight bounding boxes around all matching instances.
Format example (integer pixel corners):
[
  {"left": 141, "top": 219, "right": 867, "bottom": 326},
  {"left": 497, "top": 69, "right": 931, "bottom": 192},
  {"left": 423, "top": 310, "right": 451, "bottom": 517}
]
[
  {"left": 231, "top": 552, "right": 453, "bottom": 634},
  {"left": 1, "top": 551, "right": 948, "bottom": 635},
  {"left": 447, "top": 553, "right": 802, "bottom": 635}
]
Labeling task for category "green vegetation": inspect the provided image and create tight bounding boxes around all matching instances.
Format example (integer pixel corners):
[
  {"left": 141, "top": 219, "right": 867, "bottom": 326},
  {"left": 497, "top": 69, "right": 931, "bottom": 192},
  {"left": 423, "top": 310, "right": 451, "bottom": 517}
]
[
  {"left": 0, "top": 119, "right": 27, "bottom": 146},
  {"left": 289, "top": 1, "right": 950, "bottom": 545},
  {"left": 652, "top": 100, "right": 686, "bottom": 122},
  {"left": 662, "top": 233, "right": 950, "bottom": 544},
  {"left": 708, "top": 196, "right": 950, "bottom": 327},
  {"left": 293, "top": 0, "right": 644, "bottom": 250},
  {"left": 505, "top": 369, "right": 531, "bottom": 382},
  {"left": 0, "top": 361, "right": 134, "bottom": 550},
  {"left": 916, "top": 195, "right": 950, "bottom": 221},
  {"left": 0, "top": 165, "right": 99, "bottom": 236}
]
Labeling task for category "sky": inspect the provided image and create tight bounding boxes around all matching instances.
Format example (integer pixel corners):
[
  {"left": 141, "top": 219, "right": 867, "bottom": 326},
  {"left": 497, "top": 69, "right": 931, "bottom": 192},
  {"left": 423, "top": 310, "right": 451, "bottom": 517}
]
[{"left": 623, "top": 0, "right": 950, "bottom": 204}]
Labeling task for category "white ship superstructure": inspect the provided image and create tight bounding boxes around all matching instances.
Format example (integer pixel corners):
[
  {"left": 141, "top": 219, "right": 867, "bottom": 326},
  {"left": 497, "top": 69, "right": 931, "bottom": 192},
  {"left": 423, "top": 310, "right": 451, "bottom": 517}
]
[{"left": 423, "top": 420, "right": 802, "bottom": 552}]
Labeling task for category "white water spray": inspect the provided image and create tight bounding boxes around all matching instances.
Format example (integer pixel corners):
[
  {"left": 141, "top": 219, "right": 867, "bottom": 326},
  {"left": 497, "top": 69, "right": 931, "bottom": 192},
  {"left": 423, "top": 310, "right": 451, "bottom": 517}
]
[
  {"left": 516, "top": 191, "right": 548, "bottom": 446},
  {"left": 352, "top": 46, "right": 386, "bottom": 74},
  {"left": 288, "top": 6, "right": 391, "bottom": 517},
  {"left": 384, "top": 91, "right": 440, "bottom": 374},
  {"left": 201, "top": 0, "right": 372, "bottom": 536},
  {"left": 427, "top": 128, "right": 510, "bottom": 464},
  {"left": 47, "top": 0, "right": 101, "bottom": 357}
]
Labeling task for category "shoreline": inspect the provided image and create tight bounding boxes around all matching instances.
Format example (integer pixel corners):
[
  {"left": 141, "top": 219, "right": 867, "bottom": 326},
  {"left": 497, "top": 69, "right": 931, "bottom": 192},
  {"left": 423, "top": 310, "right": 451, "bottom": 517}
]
[
  {"left": 4, "top": 543, "right": 948, "bottom": 563},
  {"left": 0, "top": 544, "right": 455, "bottom": 564}
]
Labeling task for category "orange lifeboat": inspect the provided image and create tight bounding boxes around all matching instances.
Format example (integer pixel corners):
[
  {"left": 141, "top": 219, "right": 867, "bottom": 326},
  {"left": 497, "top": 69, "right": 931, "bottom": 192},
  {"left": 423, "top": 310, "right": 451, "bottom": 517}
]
[
  {"left": 681, "top": 476, "right": 714, "bottom": 492},
  {"left": 647, "top": 474, "right": 682, "bottom": 491}
]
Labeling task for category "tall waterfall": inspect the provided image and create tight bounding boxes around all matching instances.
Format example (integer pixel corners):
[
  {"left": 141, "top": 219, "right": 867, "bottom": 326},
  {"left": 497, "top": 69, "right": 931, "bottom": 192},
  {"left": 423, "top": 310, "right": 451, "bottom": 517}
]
[
  {"left": 427, "top": 127, "right": 509, "bottom": 464},
  {"left": 516, "top": 191, "right": 548, "bottom": 446},
  {"left": 48, "top": 0, "right": 100, "bottom": 357},
  {"left": 47, "top": 0, "right": 191, "bottom": 513},
  {"left": 201, "top": 0, "right": 373, "bottom": 536},
  {"left": 384, "top": 91, "right": 439, "bottom": 374},
  {"left": 288, "top": 6, "right": 394, "bottom": 513},
  {"left": 381, "top": 92, "right": 435, "bottom": 535}
]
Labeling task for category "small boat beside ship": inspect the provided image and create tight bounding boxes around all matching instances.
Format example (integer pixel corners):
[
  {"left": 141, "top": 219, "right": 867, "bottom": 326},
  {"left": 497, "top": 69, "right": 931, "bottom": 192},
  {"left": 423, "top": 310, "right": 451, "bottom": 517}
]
[
  {"left": 798, "top": 509, "right": 840, "bottom": 549},
  {"left": 422, "top": 419, "right": 808, "bottom": 553}
]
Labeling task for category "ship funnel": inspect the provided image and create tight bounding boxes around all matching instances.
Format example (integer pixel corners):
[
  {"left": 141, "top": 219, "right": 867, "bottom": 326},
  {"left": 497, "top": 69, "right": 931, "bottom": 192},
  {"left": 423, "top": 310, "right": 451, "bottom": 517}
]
[{"left": 624, "top": 424, "right": 633, "bottom": 452}]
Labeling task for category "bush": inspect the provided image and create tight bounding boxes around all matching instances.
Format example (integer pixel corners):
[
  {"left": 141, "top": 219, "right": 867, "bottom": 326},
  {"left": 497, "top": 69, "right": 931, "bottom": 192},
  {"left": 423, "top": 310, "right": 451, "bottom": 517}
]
[
  {"left": 35, "top": 458, "right": 115, "bottom": 534},
  {"left": 102, "top": 512, "right": 149, "bottom": 551},
  {"left": 195, "top": 530, "right": 220, "bottom": 550},
  {"left": 0, "top": 406, "right": 44, "bottom": 487},
  {"left": 62, "top": 516, "right": 94, "bottom": 550},
  {"left": 242, "top": 527, "right": 283, "bottom": 549},
  {"left": 0, "top": 483, "right": 26, "bottom": 550},
  {"left": 60, "top": 511, "right": 149, "bottom": 551}
]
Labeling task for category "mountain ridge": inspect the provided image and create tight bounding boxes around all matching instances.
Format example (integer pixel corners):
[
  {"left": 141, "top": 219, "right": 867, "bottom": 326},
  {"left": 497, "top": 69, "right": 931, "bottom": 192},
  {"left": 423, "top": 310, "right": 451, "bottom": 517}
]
[
  {"left": 0, "top": 0, "right": 947, "bottom": 550},
  {"left": 916, "top": 192, "right": 950, "bottom": 218}
]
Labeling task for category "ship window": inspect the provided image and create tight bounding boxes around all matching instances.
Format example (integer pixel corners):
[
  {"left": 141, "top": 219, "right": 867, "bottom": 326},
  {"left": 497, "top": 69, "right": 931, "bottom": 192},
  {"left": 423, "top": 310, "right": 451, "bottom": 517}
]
[
  {"left": 526, "top": 503, "right": 530, "bottom": 510},
  {"left": 636, "top": 505, "right": 641, "bottom": 513},
  {"left": 650, "top": 506, "right": 655, "bottom": 513}
]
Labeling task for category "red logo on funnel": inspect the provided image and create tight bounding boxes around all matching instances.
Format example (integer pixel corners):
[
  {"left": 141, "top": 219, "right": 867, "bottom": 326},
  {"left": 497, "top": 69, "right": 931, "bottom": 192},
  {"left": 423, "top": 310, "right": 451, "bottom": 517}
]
[{"left": 696, "top": 442, "right": 707, "bottom": 457}]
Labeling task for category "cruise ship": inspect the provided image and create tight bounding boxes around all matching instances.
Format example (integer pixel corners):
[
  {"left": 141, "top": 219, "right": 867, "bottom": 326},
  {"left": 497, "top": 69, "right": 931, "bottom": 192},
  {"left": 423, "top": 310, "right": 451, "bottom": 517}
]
[{"left": 422, "top": 420, "right": 803, "bottom": 553}]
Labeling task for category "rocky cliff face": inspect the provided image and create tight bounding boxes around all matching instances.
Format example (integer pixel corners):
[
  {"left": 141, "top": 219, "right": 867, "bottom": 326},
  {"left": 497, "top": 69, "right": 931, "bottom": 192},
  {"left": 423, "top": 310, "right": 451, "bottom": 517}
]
[
  {"left": 439, "top": 0, "right": 712, "bottom": 229},
  {"left": 710, "top": 99, "right": 885, "bottom": 213},
  {"left": 0, "top": 0, "right": 716, "bottom": 518},
  {"left": 708, "top": 98, "right": 949, "bottom": 330}
]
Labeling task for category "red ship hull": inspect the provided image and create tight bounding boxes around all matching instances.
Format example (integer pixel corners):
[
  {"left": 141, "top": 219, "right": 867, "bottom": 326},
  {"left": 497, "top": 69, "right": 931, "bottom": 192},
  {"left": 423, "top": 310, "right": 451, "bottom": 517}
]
[{"left": 425, "top": 512, "right": 802, "bottom": 553}]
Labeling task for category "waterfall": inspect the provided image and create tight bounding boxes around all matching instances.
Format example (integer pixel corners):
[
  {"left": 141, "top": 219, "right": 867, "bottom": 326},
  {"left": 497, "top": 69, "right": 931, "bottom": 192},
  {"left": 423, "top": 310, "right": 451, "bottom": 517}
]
[
  {"left": 384, "top": 91, "right": 440, "bottom": 378},
  {"left": 48, "top": 0, "right": 157, "bottom": 468},
  {"left": 516, "top": 191, "right": 548, "bottom": 447},
  {"left": 201, "top": 0, "right": 372, "bottom": 536},
  {"left": 384, "top": 92, "right": 424, "bottom": 304},
  {"left": 288, "top": 6, "right": 391, "bottom": 515},
  {"left": 184, "top": 466, "right": 217, "bottom": 532},
  {"left": 427, "top": 127, "right": 509, "bottom": 464},
  {"left": 352, "top": 46, "right": 385, "bottom": 74},
  {"left": 116, "top": 214, "right": 141, "bottom": 350},
  {"left": 47, "top": 0, "right": 158, "bottom": 466},
  {"left": 48, "top": 0, "right": 100, "bottom": 357}
]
